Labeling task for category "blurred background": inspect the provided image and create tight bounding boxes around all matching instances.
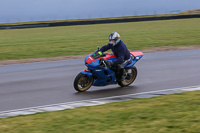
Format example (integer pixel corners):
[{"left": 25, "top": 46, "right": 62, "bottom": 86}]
[{"left": 0, "top": 0, "right": 199, "bottom": 23}]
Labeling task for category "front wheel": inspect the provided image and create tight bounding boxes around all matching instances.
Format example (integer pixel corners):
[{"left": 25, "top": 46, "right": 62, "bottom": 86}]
[
  {"left": 74, "top": 73, "right": 94, "bottom": 92},
  {"left": 117, "top": 66, "right": 137, "bottom": 87}
]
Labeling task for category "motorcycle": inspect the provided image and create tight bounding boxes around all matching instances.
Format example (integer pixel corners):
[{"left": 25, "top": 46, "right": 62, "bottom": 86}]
[{"left": 74, "top": 47, "right": 143, "bottom": 92}]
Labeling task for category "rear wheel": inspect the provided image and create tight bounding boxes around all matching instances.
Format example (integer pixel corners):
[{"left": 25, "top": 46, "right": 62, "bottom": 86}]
[
  {"left": 117, "top": 66, "right": 137, "bottom": 87},
  {"left": 74, "top": 73, "right": 94, "bottom": 92}
]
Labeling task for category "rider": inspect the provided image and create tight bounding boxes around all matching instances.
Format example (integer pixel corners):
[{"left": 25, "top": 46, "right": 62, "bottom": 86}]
[{"left": 100, "top": 31, "right": 131, "bottom": 81}]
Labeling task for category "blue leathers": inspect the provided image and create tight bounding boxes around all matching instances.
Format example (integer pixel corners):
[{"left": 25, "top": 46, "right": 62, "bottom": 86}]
[{"left": 100, "top": 40, "right": 130, "bottom": 65}]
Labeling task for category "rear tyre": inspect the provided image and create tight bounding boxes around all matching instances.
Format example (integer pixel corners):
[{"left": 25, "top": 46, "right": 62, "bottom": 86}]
[
  {"left": 117, "top": 66, "right": 137, "bottom": 87},
  {"left": 74, "top": 73, "right": 94, "bottom": 92}
]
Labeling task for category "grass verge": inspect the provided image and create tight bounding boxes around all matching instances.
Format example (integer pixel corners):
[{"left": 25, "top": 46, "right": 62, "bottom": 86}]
[
  {"left": 0, "top": 91, "right": 200, "bottom": 133},
  {"left": 0, "top": 18, "right": 200, "bottom": 61}
]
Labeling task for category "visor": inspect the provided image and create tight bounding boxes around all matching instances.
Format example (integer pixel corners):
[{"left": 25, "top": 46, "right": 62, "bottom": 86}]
[{"left": 109, "top": 39, "right": 115, "bottom": 44}]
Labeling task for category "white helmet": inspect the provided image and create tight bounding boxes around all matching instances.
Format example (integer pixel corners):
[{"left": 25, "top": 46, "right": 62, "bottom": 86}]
[{"left": 108, "top": 32, "right": 121, "bottom": 46}]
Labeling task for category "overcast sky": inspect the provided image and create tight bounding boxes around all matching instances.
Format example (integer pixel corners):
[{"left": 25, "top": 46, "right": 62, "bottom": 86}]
[{"left": 0, "top": 0, "right": 199, "bottom": 23}]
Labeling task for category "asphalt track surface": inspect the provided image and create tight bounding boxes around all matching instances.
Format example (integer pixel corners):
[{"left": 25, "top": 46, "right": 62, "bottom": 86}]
[{"left": 0, "top": 49, "right": 200, "bottom": 112}]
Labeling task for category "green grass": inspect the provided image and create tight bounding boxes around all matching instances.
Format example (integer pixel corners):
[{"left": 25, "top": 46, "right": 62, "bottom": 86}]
[
  {"left": 0, "top": 18, "right": 200, "bottom": 60},
  {"left": 1, "top": 91, "right": 200, "bottom": 133}
]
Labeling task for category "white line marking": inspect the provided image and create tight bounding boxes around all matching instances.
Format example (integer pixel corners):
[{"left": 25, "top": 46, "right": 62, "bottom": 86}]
[{"left": 0, "top": 85, "right": 200, "bottom": 114}]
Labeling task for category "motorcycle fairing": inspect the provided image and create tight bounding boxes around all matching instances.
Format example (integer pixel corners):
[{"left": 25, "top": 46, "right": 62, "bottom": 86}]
[
  {"left": 92, "top": 68, "right": 117, "bottom": 86},
  {"left": 82, "top": 51, "right": 143, "bottom": 86},
  {"left": 86, "top": 53, "right": 116, "bottom": 65},
  {"left": 81, "top": 66, "right": 116, "bottom": 86},
  {"left": 86, "top": 51, "right": 143, "bottom": 65}
]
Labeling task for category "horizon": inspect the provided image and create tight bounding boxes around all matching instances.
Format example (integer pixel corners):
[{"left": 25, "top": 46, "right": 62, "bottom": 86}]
[{"left": 0, "top": 0, "right": 199, "bottom": 23}]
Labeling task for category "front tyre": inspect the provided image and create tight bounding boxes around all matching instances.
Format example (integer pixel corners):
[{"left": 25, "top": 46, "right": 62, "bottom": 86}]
[
  {"left": 74, "top": 73, "right": 94, "bottom": 92},
  {"left": 117, "top": 66, "right": 137, "bottom": 87}
]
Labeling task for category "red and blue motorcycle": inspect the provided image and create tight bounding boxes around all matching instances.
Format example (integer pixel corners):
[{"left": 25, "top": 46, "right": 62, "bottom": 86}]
[{"left": 74, "top": 47, "right": 143, "bottom": 92}]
